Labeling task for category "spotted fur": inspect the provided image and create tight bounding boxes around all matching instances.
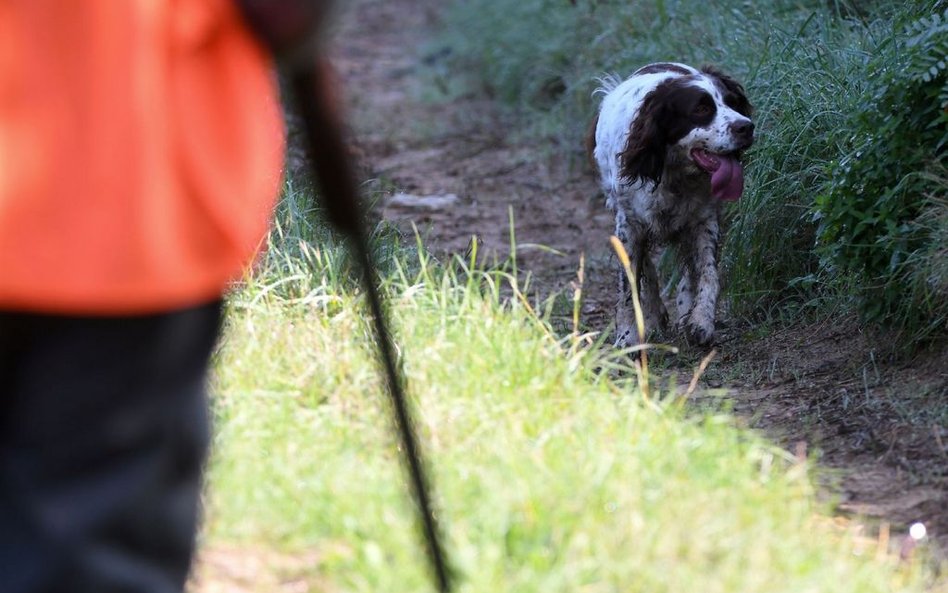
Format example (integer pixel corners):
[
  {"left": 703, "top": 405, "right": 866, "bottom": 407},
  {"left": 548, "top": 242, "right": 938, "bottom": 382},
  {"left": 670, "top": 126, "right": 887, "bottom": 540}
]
[{"left": 590, "top": 62, "right": 754, "bottom": 348}]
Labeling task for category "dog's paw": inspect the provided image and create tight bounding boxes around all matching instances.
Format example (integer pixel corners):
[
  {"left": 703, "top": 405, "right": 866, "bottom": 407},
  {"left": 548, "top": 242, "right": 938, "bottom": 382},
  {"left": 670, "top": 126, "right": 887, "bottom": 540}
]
[
  {"left": 684, "top": 317, "right": 715, "bottom": 347},
  {"left": 676, "top": 312, "right": 690, "bottom": 333},
  {"left": 650, "top": 306, "right": 670, "bottom": 333},
  {"left": 613, "top": 327, "right": 639, "bottom": 350}
]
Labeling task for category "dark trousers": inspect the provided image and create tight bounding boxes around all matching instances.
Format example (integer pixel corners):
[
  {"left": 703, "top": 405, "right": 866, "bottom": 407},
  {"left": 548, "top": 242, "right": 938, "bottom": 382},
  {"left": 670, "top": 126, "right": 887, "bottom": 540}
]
[{"left": 0, "top": 301, "right": 223, "bottom": 593}]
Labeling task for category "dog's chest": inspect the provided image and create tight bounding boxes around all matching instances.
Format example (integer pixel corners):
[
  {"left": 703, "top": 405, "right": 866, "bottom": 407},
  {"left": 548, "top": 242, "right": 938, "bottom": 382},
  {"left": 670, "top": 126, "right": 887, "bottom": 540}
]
[{"left": 626, "top": 181, "right": 718, "bottom": 244}]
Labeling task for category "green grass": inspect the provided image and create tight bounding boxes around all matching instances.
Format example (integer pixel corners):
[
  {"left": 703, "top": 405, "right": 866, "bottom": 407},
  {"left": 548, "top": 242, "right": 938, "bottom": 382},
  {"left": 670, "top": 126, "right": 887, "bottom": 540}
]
[{"left": 199, "top": 186, "right": 938, "bottom": 592}]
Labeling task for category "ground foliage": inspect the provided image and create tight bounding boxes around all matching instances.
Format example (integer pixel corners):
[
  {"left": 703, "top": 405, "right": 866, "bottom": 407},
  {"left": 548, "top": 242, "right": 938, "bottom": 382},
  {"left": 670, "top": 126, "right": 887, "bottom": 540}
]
[
  {"left": 816, "top": 6, "right": 948, "bottom": 343},
  {"left": 199, "top": 186, "right": 941, "bottom": 592}
]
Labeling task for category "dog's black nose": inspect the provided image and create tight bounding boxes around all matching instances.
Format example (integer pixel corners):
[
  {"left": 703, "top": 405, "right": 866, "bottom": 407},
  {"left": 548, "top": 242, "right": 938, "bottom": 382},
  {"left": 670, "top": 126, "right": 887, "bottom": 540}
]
[{"left": 730, "top": 120, "right": 755, "bottom": 146}]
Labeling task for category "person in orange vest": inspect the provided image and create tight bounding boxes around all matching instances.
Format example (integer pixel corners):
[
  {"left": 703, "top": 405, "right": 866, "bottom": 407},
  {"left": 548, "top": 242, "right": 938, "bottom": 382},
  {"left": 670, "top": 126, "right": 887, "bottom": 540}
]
[{"left": 0, "top": 2, "right": 286, "bottom": 591}]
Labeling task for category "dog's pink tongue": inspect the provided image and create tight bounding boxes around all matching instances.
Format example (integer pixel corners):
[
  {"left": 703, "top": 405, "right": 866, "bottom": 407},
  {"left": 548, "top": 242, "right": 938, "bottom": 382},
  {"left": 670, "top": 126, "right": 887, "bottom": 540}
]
[{"left": 711, "top": 155, "right": 744, "bottom": 201}]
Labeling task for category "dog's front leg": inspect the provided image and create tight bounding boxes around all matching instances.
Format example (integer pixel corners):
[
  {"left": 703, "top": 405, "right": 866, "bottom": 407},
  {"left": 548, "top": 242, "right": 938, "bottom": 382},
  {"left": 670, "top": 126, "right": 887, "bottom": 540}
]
[
  {"left": 613, "top": 212, "right": 645, "bottom": 349},
  {"left": 641, "top": 247, "right": 669, "bottom": 333},
  {"left": 683, "top": 218, "right": 720, "bottom": 347},
  {"left": 615, "top": 264, "right": 638, "bottom": 349},
  {"left": 675, "top": 264, "right": 694, "bottom": 327},
  {"left": 614, "top": 222, "right": 666, "bottom": 349}
]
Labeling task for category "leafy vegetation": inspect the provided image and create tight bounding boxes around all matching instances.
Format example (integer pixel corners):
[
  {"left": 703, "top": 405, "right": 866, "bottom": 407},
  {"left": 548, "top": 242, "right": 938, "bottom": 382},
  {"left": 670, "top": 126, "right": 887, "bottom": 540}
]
[
  {"left": 816, "top": 7, "right": 948, "bottom": 342},
  {"left": 437, "top": 0, "right": 948, "bottom": 346},
  {"left": 199, "top": 185, "right": 939, "bottom": 591}
]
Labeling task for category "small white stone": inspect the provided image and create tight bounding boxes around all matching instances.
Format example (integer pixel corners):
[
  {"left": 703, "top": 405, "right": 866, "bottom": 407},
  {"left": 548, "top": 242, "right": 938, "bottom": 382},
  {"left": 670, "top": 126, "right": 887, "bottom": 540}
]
[{"left": 386, "top": 192, "right": 459, "bottom": 211}]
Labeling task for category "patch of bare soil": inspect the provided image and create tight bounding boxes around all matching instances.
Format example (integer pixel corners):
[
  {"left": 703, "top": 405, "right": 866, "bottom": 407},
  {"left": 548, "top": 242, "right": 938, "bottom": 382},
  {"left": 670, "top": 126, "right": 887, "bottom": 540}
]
[
  {"left": 708, "top": 317, "right": 948, "bottom": 555},
  {"left": 189, "top": 545, "right": 328, "bottom": 593}
]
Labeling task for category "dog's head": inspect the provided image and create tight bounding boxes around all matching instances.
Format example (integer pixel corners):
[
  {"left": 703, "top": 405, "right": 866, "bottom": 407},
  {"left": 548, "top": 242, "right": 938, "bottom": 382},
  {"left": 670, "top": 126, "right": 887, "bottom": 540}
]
[{"left": 619, "top": 65, "right": 754, "bottom": 201}]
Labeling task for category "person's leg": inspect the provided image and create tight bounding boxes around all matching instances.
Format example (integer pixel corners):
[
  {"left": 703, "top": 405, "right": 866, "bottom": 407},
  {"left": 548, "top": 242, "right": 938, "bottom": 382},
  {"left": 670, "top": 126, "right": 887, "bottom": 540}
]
[{"left": 0, "top": 301, "right": 223, "bottom": 593}]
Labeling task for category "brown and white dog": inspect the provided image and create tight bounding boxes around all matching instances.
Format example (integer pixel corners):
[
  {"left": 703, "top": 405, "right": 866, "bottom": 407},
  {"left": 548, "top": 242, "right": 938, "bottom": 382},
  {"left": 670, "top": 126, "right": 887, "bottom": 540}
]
[{"left": 589, "top": 62, "right": 754, "bottom": 348}]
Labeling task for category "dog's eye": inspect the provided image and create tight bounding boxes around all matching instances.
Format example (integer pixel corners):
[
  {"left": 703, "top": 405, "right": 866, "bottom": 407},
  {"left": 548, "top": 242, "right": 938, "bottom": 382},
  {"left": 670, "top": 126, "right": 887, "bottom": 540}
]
[
  {"left": 694, "top": 104, "right": 713, "bottom": 117},
  {"left": 725, "top": 96, "right": 750, "bottom": 116}
]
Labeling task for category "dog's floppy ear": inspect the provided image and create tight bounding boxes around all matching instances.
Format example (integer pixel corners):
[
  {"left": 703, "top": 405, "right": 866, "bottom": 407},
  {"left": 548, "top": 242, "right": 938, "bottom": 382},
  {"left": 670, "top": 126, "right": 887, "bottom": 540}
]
[
  {"left": 701, "top": 65, "right": 753, "bottom": 117},
  {"left": 619, "top": 85, "right": 672, "bottom": 186}
]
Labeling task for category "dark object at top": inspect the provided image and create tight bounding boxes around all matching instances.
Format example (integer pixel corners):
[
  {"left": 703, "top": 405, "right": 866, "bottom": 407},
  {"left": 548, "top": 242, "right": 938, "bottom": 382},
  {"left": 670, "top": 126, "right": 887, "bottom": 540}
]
[{"left": 235, "top": 0, "right": 333, "bottom": 66}]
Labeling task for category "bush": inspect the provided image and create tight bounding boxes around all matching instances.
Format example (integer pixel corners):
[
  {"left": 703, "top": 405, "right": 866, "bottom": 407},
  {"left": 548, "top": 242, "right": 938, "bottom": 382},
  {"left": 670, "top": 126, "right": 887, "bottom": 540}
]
[{"left": 814, "top": 5, "right": 948, "bottom": 343}]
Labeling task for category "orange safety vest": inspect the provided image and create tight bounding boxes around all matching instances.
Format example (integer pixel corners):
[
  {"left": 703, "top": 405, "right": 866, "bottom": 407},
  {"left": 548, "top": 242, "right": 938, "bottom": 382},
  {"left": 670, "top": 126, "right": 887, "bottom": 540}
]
[{"left": 0, "top": 0, "right": 285, "bottom": 314}]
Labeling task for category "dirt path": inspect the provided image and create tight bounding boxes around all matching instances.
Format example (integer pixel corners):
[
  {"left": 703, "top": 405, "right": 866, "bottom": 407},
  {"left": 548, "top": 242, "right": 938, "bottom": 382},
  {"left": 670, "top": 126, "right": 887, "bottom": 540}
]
[
  {"left": 331, "top": 1, "right": 616, "bottom": 331},
  {"left": 331, "top": 0, "right": 948, "bottom": 559}
]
